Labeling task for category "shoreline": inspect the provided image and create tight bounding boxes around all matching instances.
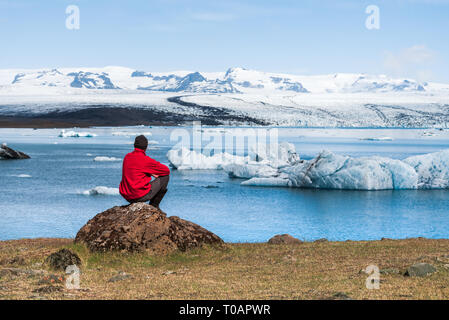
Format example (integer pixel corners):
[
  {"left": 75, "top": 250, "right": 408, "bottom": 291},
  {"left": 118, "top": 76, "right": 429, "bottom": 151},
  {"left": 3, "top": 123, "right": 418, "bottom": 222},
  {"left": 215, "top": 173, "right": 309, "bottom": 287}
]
[{"left": 0, "top": 236, "right": 442, "bottom": 243}]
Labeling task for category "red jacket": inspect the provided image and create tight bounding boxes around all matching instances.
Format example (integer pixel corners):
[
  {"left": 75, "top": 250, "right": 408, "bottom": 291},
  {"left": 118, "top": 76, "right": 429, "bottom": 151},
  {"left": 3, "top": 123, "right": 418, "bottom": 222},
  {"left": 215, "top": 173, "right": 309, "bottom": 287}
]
[{"left": 119, "top": 148, "right": 170, "bottom": 201}]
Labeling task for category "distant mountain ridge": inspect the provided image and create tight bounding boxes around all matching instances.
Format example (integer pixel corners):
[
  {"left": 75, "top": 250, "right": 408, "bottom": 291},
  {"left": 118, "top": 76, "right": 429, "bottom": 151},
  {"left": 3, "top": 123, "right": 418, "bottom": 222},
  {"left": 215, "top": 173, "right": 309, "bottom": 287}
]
[
  {"left": 1, "top": 66, "right": 444, "bottom": 94},
  {"left": 1, "top": 66, "right": 448, "bottom": 128}
]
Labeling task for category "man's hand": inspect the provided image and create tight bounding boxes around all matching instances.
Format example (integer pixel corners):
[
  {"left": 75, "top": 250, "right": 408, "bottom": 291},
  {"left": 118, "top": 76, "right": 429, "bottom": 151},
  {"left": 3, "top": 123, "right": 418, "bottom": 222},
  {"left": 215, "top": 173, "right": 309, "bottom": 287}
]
[{"left": 152, "top": 174, "right": 159, "bottom": 178}]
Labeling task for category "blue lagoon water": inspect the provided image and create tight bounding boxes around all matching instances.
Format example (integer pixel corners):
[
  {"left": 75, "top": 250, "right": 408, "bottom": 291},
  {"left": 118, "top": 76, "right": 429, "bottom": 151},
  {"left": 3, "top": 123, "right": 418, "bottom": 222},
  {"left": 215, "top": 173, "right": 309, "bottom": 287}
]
[{"left": 1, "top": 127, "right": 449, "bottom": 242}]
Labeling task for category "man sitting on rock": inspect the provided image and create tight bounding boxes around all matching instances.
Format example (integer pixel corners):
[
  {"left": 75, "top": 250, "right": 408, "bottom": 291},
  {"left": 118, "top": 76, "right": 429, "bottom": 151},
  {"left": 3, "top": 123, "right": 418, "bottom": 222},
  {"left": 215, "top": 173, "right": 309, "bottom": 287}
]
[{"left": 119, "top": 135, "right": 170, "bottom": 208}]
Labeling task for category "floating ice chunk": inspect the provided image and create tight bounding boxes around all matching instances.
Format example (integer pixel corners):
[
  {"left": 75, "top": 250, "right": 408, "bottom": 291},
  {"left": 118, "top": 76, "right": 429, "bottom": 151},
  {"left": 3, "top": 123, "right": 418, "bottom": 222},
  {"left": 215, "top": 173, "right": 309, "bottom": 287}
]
[
  {"left": 10, "top": 174, "right": 32, "bottom": 178},
  {"left": 59, "top": 129, "right": 97, "bottom": 138},
  {"left": 93, "top": 156, "right": 120, "bottom": 162},
  {"left": 249, "top": 141, "right": 300, "bottom": 167},
  {"left": 224, "top": 163, "right": 279, "bottom": 179},
  {"left": 241, "top": 177, "right": 290, "bottom": 187},
  {"left": 404, "top": 149, "right": 449, "bottom": 189},
  {"left": 360, "top": 137, "right": 394, "bottom": 141},
  {"left": 422, "top": 131, "right": 437, "bottom": 137},
  {"left": 167, "top": 147, "right": 250, "bottom": 170},
  {"left": 285, "top": 150, "right": 418, "bottom": 190},
  {"left": 82, "top": 186, "right": 119, "bottom": 196},
  {"left": 111, "top": 131, "right": 152, "bottom": 137},
  {"left": 148, "top": 140, "right": 159, "bottom": 145}
]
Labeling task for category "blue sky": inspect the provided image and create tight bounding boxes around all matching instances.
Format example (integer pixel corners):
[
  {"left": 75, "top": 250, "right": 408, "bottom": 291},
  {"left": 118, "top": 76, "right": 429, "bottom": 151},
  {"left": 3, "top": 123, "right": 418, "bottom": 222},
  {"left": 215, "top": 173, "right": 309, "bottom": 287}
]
[{"left": 1, "top": 0, "right": 448, "bottom": 82}]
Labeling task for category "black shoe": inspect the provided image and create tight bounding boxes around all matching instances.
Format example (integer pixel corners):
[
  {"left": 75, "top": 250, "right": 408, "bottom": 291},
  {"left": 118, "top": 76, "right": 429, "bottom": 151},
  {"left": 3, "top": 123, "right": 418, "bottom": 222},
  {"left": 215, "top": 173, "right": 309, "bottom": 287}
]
[{"left": 150, "top": 189, "right": 167, "bottom": 208}]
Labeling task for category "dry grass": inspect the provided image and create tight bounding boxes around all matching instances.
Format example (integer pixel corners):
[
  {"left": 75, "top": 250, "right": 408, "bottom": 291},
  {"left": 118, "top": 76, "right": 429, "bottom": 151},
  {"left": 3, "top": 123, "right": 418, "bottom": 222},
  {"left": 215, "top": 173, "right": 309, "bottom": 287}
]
[{"left": 1, "top": 237, "right": 449, "bottom": 300}]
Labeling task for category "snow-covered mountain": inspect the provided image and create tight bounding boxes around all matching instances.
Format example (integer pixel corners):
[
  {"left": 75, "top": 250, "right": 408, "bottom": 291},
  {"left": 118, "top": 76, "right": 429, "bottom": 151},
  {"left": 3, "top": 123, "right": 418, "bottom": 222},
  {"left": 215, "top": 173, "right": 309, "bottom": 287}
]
[
  {"left": 0, "top": 66, "right": 448, "bottom": 127},
  {"left": 1, "top": 66, "right": 444, "bottom": 94}
]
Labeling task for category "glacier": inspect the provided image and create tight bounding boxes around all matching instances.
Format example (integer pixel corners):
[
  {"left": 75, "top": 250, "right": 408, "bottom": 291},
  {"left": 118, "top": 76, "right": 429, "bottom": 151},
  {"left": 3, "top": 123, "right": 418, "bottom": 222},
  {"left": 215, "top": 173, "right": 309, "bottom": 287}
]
[
  {"left": 167, "top": 143, "right": 449, "bottom": 190},
  {"left": 1, "top": 66, "right": 449, "bottom": 128}
]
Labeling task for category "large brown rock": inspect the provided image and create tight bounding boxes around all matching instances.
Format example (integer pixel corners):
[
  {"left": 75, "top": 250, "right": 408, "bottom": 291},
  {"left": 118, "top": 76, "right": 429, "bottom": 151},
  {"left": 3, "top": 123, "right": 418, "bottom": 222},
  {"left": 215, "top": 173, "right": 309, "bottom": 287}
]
[
  {"left": 75, "top": 203, "right": 223, "bottom": 254},
  {"left": 268, "top": 234, "right": 303, "bottom": 244}
]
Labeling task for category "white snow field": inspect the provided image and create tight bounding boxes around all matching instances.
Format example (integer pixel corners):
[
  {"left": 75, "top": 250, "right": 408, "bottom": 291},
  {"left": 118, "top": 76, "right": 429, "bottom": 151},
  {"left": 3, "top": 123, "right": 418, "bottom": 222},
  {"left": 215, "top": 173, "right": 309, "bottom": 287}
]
[
  {"left": 167, "top": 143, "right": 449, "bottom": 190},
  {"left": 1, "top": 66, "right": 449, "bottom": 127}
]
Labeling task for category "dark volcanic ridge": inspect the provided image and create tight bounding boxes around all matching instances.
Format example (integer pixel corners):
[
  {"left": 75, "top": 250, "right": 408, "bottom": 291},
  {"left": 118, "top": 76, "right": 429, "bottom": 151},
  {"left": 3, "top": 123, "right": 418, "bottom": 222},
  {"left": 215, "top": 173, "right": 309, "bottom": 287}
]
[{"left": 0, "top": 99, "right": 267, "bottom": 128}]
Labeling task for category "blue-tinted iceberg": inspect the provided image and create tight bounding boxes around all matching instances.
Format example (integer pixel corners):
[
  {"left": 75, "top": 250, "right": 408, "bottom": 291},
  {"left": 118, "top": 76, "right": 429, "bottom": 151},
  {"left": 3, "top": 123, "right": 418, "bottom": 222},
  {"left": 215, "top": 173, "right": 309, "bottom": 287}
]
[
  {"left": 167, "top": 141, "right": 449, "bottom": 190},
  {"left": 404, "top": 149, "right": 449, "bottom": 189},
  {"left": 284, "top": 150, "right": 418, "bottom": 190}
]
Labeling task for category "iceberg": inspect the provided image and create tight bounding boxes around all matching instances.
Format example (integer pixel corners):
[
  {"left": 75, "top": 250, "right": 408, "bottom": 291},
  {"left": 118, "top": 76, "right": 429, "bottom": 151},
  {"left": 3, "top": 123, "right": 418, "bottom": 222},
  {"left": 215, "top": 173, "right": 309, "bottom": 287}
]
[
  {"left": 360, "top": 136, "right": 394, "bottom": 141},
  {"left": 167, "top": 147, "right": 249, "bottom": 170},
  {"left": 265, "top": 149, "right": 448, "bottom": 190},
  {"left": 241, "top": 177, "right": 290, "bottom": 187},
  {"left": 285, "top": 150, "right": 418, "bottom": 190},
  {"left": 59, "top": 130, "right": 97, "bottom": 138},
  {"left": 225, "top": 163, "right": 279, "bottom": 179},
  {"left": 167, "top": 142, "right": 300, "bottom": 172},
  {"left": 10, "top": 174, "right": 32, "bottom": 178},
  {"left": 248, "top": 142, "right": 301, "bottom": 168},
  {"left": 404, "top": 149, "right": 449, "bottom": 189},
  {"left": 81, "top": 186, "right": 120, "bottom": 196},
  {"left": 167, "top": 141, "right": 449, "bottom": 190},
  {"left": 93, "top": 156, "right": 120, "bottom": 162},
  {"left": 111, "top": 131, "right": 152, "bottom": 137}
]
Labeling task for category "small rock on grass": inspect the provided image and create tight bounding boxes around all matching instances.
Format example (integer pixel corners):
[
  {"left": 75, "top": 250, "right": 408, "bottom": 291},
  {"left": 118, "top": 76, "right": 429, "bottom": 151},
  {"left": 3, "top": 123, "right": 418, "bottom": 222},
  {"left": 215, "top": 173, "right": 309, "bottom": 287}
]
[
  {"left": 162, "top": 270, "right": 176, "bottom": 275},
  {"left": 0, "top": 256, "right": 25, "bottom": 266},
  {"left": 45, "top": 249, "right": 81, "bottom": 271},
  {"left": 32, "top": 285, "right": 63, "bottom": 294},
  {"left": 268, "top": 234, "right": 303, "bottom": 245},
  {"left": 314, "top": 238, "right": 328, "bottom": 243},
  {"left": 404, "top": 263, "right": 437, "bottom": 277},
  {"left": 108, "top": 272, "right": 134, "bottom": 282},
  {"left": 0, "top": 268, "right": 46, "bottom": 277},
  {"left": 328, "top": 292, "right": 352, "bottom": 300}
]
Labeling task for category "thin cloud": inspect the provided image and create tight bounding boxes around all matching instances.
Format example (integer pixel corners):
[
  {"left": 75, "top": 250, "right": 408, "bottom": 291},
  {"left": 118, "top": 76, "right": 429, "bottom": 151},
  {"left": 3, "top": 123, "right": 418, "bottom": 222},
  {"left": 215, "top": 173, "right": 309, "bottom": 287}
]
[
  {"left": 383, "top": 45, "right": 437, "bottom": 81},
  {"left": 190, "top": 12, "right": 237, "bottom": 22}
]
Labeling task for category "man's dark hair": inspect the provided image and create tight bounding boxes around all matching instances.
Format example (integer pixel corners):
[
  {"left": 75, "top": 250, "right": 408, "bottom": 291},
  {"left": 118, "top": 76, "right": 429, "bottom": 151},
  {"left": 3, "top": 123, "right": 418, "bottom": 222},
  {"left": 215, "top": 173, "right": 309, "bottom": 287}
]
[{"left": 134, "top": 135, "right": 148, "bottom": 150}]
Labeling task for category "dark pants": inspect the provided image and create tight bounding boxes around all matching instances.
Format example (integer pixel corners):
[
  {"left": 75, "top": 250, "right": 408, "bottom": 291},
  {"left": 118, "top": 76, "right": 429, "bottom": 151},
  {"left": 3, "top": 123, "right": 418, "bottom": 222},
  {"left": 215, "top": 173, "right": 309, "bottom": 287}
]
[{"left": 130, "top": 175, "right": 169, "bottom": 204}]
